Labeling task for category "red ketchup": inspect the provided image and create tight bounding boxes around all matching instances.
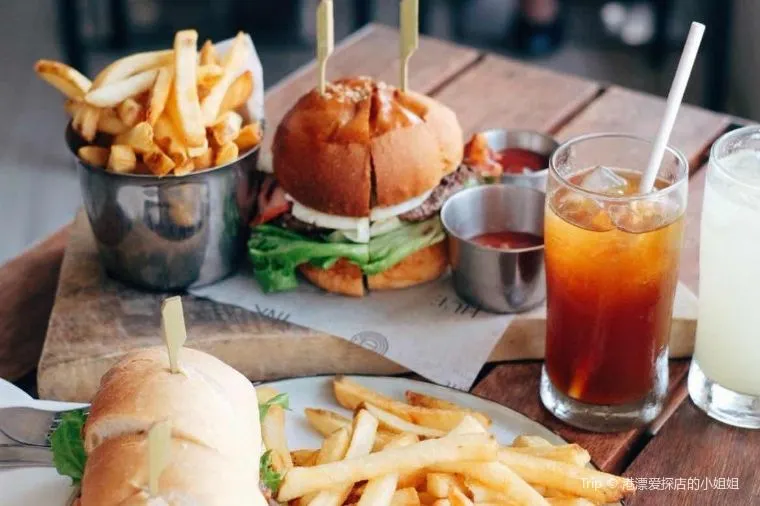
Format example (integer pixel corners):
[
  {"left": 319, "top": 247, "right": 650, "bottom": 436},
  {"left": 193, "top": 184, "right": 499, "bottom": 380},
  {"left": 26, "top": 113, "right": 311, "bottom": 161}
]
[
  {"left": 469, "top": 231, "right": 543, "bottom": 250},
  {"left": 495, "top": 148, "right": 548, "bottom": 174}
]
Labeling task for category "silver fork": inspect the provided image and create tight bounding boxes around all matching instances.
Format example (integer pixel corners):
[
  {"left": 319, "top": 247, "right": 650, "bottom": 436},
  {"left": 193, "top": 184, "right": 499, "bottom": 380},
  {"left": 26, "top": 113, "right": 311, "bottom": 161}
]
[
  {"left": 0, "top": 406, "right": 89, "bottom": 447},
  {"left": 0, "top": 444, "right": 53, "bottom": 467}
]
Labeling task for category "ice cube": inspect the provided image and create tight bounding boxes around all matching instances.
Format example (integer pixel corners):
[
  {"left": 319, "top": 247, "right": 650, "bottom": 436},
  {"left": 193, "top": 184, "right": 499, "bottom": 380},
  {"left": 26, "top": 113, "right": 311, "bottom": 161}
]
[
  {"left": 607, "top": 199, "right": 681, "bottom": 233},
  {"left": 553, "top": 191, "right": 614, "bottom": 232},
  {"left": 581, "top": 166, "right": 629, "bottom": 196}
]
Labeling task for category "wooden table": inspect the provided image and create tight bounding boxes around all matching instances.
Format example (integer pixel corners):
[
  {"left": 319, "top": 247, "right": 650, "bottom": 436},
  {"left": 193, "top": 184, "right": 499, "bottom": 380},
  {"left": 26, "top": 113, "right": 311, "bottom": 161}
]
[{"left": 1, "top": 24, "right": 757, "bottom": 505}]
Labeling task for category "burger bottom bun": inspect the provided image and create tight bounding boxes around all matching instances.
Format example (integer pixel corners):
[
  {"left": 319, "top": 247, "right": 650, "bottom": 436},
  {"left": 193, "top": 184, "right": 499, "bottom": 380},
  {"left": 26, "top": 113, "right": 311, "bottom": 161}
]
[
  {"left": 298, "top": 241, "right": 448, "bottom": 297},
  {"left": 299, "top": 259, "right": 365, "bottom": 297}
]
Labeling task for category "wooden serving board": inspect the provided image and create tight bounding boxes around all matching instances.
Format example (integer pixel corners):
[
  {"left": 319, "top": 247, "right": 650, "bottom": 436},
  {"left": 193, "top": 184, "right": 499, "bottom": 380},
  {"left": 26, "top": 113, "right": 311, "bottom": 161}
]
[
  {"left": 37, "top": 212, "right": 699, "bottom": 401},
  {"left": 36, "top": 25, "right": 727, "bottom": 402}
]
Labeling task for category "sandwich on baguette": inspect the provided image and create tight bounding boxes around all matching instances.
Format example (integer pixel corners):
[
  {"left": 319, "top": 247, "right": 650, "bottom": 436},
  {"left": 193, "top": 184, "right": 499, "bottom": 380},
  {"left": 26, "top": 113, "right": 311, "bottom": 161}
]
[
  {"left": 249, "top": 76, "right": 474, "bottom": 296},
  {"left": 51, "top": 346, "right": 282, "bottom": 505}
]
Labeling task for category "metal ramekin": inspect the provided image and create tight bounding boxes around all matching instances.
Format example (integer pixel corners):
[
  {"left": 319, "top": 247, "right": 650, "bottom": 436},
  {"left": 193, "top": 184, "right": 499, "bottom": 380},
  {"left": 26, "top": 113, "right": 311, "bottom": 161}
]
[
  {"left": 472, "top": 128, "right": 559, "bottom": 191},
  {"left": 67, "top": 124, "right": 263, "bottom": 291},
  {"left": 441, "top": 184, "right": 546, "bottom": 313}
]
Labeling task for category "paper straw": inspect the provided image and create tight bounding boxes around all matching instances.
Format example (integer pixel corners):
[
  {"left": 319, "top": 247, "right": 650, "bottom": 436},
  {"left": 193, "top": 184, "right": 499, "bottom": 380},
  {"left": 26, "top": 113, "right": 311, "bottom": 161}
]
[{"left": 639, "top": 22, "right": 705, "bottom": 193}]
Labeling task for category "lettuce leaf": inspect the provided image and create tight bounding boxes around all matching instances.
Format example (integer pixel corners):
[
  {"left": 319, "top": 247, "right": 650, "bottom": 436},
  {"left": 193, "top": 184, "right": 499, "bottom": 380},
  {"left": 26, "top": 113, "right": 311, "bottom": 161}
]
[
  {"left": 248, "top": 217, "right": 445, "bottom": 292},
  {"left": 259, "top": 392, "right": 290, "bottom": 420},
  {"left": 248, "top": 224, "right": 371, "bottom": 292},
  {"left": 48, "top": 400, "right": 288, "bottom": 493},
  {"left": 259, "top": 450, "right": 283, "bottom": 493},
  {"left": 50, "top": 409, "right": 88, "bottom": 485}
]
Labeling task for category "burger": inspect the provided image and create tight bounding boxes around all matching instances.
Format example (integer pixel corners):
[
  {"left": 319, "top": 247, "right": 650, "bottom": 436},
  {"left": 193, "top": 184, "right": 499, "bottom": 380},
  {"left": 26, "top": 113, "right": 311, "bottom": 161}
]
[{"left": 248, "top": 76, "right": 472, "bottom": 296}]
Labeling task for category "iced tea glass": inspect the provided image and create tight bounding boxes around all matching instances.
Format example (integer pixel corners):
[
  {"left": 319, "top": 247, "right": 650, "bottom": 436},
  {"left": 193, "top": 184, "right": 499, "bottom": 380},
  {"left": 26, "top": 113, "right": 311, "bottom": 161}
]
[{"left": 540, "top": 133, "right": 688, "bottom": 432}]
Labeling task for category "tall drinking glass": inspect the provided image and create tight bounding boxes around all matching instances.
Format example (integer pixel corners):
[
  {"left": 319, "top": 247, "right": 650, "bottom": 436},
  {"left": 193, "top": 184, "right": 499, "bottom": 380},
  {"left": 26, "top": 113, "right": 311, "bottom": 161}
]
[
  {"left": 688, "top": 126, "right": 760, "bottom": 429},
  {"left": 541, "top": 133, "right": 688, "bottom": 432}
]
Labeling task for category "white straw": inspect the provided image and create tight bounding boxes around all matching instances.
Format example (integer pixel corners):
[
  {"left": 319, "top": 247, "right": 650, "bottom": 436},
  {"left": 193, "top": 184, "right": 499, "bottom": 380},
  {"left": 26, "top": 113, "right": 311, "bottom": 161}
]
[{"left": 639, "top": 22, "right": 705, "bottom": 193}]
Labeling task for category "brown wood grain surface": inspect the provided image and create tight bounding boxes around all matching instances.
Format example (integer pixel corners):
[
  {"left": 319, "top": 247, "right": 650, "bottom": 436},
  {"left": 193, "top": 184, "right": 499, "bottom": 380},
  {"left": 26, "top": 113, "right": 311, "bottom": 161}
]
[
  {"left": 472, "top": 361, "right": 689, "bottom": 474},
  {"left": 433, "top": 54, "right": 600, "bottom": 135},
  {"left": 624, "top": 401, "right": 760, "bottom": 505},
  {"left": 557, "top": 86, "right": 729, "bottom": 169},
  {"left": 0, "top": 227, "right": 69, "bottom": 380}
]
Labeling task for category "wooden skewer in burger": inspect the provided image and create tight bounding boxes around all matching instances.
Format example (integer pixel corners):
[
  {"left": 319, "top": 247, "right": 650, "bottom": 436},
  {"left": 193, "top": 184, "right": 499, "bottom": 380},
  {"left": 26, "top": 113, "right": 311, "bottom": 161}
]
[
  {"left": 52, "top": 297, "right": 270, "bottom": 505},
  {"left": 249, "top": 0, "right": 469, "bottom": 296}
]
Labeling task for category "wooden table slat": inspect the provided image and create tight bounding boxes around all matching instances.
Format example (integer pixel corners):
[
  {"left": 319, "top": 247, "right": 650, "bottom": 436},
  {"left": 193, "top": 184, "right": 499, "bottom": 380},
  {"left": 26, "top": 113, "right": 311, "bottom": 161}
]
[
  {"left": 558, "top": 86, "right": 730, "bottom": 168},
  {"left": 0, "top": 228, "right": 69, "bottom": 380},
  {"left": 432, "top": 54, "right": 600, "bottom": 135},
  {"left": 624, "top": 401, "right": 760, "bottom": 505}
]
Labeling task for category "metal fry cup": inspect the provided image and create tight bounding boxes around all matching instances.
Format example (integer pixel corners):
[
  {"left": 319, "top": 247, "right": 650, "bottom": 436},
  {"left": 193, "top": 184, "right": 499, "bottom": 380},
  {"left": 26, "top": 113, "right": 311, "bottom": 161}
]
[
  {"left": 441, "top": 184, "right": 546, "bottom": 313},
  {"left": 68, "top": 124, "right": 263, "bottom": 291}
]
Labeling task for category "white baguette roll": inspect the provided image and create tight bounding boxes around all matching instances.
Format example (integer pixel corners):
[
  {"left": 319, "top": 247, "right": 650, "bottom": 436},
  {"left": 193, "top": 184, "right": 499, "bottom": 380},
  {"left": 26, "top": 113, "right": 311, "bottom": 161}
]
[
  {"left": 79, "top": 347, "right": 267, "bottom": 505},
  {"left": 80, "top": 433, "right": 263, "bottom": 506}
]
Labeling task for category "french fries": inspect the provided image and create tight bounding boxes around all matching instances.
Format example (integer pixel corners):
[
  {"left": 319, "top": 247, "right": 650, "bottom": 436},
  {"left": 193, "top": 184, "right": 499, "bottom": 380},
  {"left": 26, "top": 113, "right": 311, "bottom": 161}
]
[
  {"left": 267, "top": 377, "right": 634, "bottom": 506},
  {"left": 309, "top": 410, "right": 379, "bottom": 506},
  {"left": 199, "top": 39, "right": 219, "bottom": 65},
  {"left": 201, "top": 32, "right": 249, "bottom": 125},
  {"left": 502, "top": 445, "right": 591, "bottom": 467},
  {"left": 77, "top": 146, "right": 109, "bottom": 167},
  {"left": 34, "top": 60, "right": 91, "bottom": 99},
  {"left": 191, "top": 146, "right": 214, "bottom": 171},
  {"left": 93, "top": 49, "right": 173, "bottom": 87},
  {"left": 107, "top": 145, "right": 137, "bottom": 173},
  {"left": 334, "top": 377, "right": 490, "bottom": 431},
  {"left": 357, "top": 433, "right": 417, "bottom": 506},
  {"left": 85, "top": 68, "right": 158, "bottom": 107},
  {"left": 173, "top": 30, "right": 206, "bottom": 147},
  {"left": 36, "top": 30, "right": 260, "bottom": 175},
  {"left": 115, "top": 122, "right": 155, "bottom": 153},
  {"left": 143, "top": 149, "right": 175, "bottom": 176},
  {"left": 446, "top": 488, "right": 473, "bottom": 506},
  {"left": 72, "top": 104, "right": 101, "bottom": 142},
  {"left": 215, "top": 141, "right": 239, "bottom": 166},
  {"left": 234, "top": 122, "right": 262, "bottom": 152},
  {"left": 209, "top": 111, "right": 243, "bottom": 146},
  {"left": 426, "top": 473, "right": 465, "bottom": 499},
  {"left": 390, "top": 488, "right": 420, "bottom": 506},
  {"left": 362, "top": 403, "right": 445, "bottom": 438},
  {"left": 497, "top": 451, "right": 634, "bottom": 504},
  {"left": 291, "top": 449, "right": 319, "bottom": 467},
  {"left": 220, "top": 70, "right": 254, "bottom": 113},
  {"left": 277, "top": 435, "right": 498, "bottom": 502},
  {"left": 197, "top": 64, "right": 225, "bottom": 98},
  {"left": 512, "top": 435, "right": 553, "bottom": 448},
  {"left": 117, "top": 98, "right": 143, "bottom": 127},
  {"left": 432, "top": 461, "right": 549, "bottom": 506},
  {"left": 404, "top": 391, "right": 492, "bottom": 428},
  {"left": 147, "top": 66, "right": 173, "bottom": 126}
]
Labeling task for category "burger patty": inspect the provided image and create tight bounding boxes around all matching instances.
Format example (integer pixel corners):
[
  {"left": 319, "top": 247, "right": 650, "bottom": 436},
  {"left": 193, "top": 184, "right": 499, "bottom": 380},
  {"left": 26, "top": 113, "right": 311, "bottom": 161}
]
[
  {"left": 275, "top": 211, "right": 330, "bottom": 237},
  {"left": 399, "top": 165, "right": 474, "bottom": 222},
  {"left": 265, "top": 165, "right": 474, "bottom": 234}
]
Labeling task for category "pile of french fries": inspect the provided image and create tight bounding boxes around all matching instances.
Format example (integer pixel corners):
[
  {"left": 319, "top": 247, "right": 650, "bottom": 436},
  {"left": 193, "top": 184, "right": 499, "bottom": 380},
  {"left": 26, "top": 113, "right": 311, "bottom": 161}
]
[
  {"left": 258, "top": 377, "right": 635, "bottom": 506},
  {"left": 35, "top": 29, "right": 262, "bottom": 176}
]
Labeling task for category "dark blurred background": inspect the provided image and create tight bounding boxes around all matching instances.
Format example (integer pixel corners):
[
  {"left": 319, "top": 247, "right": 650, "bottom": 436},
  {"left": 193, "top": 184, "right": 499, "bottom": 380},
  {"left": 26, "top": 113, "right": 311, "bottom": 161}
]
[{"left": 0, "top": 0, "right": 752, "bottom": 262}]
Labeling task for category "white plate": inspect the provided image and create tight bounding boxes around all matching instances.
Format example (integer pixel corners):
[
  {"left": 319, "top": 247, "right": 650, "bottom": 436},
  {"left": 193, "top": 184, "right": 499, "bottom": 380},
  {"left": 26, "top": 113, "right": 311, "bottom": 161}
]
[{"left": 0, "top": 375, "right": 567, "bottom": 505}]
